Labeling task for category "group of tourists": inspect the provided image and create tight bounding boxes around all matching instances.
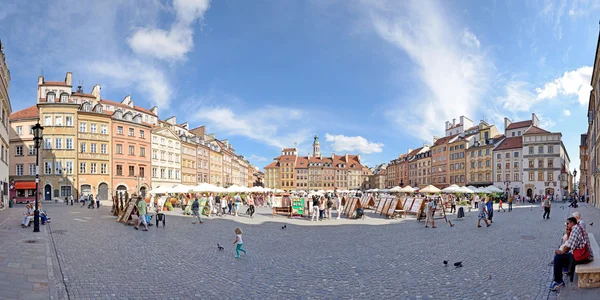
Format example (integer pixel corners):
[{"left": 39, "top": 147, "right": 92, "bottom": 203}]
[
  {"left": 310, "top": 193, "right": 343, "bottom": 221},
  {"left": 21, "top": 203, "right": 50, "bottom": 228},
  {"left": 175, "top": 192, "right": 277, "bottom": 224}
]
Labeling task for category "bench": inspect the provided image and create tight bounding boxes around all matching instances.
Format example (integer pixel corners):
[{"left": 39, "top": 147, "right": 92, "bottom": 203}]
[{"left": 575, "top": 233, "right": 600, "bottom": 288}]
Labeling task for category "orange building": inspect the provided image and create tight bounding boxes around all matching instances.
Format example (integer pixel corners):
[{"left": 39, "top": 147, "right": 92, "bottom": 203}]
[{"left": 430, "top": 134, "right": 457, "bottom": 188}]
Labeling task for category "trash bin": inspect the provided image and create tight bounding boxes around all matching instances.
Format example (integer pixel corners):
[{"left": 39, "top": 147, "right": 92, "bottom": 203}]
[{"left": 9, "top": 199, "right": 13, "bottom": 208}]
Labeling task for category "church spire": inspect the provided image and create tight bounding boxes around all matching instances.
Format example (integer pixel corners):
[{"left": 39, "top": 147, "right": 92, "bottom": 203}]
[{"left": 313, "top": 134, "right": 320, "bottom": 157}]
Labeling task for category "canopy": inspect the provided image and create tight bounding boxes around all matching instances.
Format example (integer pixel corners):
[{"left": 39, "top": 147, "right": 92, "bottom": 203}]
[
  {"left": 389, "top": 186, "right": 402, "bottom": 192},
  {"left": 456, "top": 186, "right": 475, "bottom": 194},
  {"left": 398, "top": 186, "right": 416, "bottom": 193},
  {"left": 191, "top": 182, "right": 218, "bottom": 192},
  {"left": 420, "top": 185, "right": 441, "bottom": 194},
  {"left": 149, "top": 186, "right": 170, "bottom": 195},
  {"left": 168, "top": 184, "right": 193, "bottom": 194},
  {"left": 441, "top": 184, "right": 460, "bottom": 193}
]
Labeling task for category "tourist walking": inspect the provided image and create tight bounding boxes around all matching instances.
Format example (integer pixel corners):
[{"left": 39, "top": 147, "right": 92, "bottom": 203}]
[
  {"left": 486, "top": 197, "right": 494, "bottom": 223},
  {"left": 233, "top": 227, "right": 247, "bottom": 259},
  {"left": 227, "top": 196, "right": 233, "bottom": 214},
  {"left": 135, "top": 198, "right": 148, "bottom": 231},
  {"left": 207, "top": 193, "right": 214, "bottom": 218},
  {"left": 191, "top": 197, "right": 204, "bottom": 224},
  {"left": 335, "top": 194, "right": 343, "bottom": 219},
  {"left": 543, "top": 196, "right": 551, "bottom": 219},
  {"left": 247, "top": 194, "right": 255, "bottom": 218},
  {"left": 319, "top": 196, "right": 326, "bottom": 221},
  {"left": 477, "top": 197, "right": 490, "bottom": 228},
  {"left": 88, "top": 194, "right": 94, "bottom": 209},
  {"left": 424, "top": 198, "right": 436, "bottom": 228},
  {"left": 96, "top": 194, "right": 101, "bottom": 208},
  {"left": 80, "top": 193, "right": 86, "bottom": 207},
  {"left": 311, "top": 195, "right": 319, "bottom": 221},
  {"left": 508, "top": 194, "right": 513, "bottom": 212},
  {"left": 450, "top": 196, "right": 456, "bottom": 214}
]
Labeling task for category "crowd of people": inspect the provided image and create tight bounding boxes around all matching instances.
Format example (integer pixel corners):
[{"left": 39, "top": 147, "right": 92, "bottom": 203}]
[{"left": 20, "top": 202, "right": 50, "bottom": 228}]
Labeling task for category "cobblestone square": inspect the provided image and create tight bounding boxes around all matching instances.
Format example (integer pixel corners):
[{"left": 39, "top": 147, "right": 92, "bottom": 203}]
[{"left": 32, "top": 202, "right": 576, "bottom": 300}]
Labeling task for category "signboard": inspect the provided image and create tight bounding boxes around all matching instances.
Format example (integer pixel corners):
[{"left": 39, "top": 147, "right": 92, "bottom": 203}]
[
  {"left": 292, "top": 197, "right": 305, "bottom": 215},
  {"left": 410, "top": 198, "right": 424, "bottom": 214},
  {"left": 386, "top": 198, "right": 399, "bottom": 216},
  {"left": 272, "top": 196, "right": 282, "bottom": 208},
  {"left": 403, "top": 197, "right": 414, "bottom": 211},
  {"left": 118, "top": 201, "right": 136, "bottom": 223}
]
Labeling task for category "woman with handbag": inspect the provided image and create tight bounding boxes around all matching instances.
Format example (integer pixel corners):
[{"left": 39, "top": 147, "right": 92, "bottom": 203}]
[{"left": 549, "top": 217, "right": 594, "bottom": 291}]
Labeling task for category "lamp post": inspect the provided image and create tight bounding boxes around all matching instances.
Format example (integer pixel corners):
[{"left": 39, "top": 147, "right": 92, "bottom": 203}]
[
  {"left": 573, "top": 169, "right": 578, "bottom": 196},
  {"left": 32, "top": 121, "right": 44, "bottom": 233}
]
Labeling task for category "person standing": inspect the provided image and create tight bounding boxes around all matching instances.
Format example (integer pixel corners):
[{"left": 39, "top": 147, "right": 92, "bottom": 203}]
[
  {"left": 543, "top": 196, "right": 551, "bottom": 219},
  {"left": 326, "top": 196, "right": 333, "bottom": 220},
  {"left": 477, "top": 197, "right": 490, "bottom": 228},
  {"left": 311, "top": 195, "right": 319, "bottom": 221},
  {"left": 450, "top": 196, "right": 457, "bottom": 214},
  {"left": 207, "top": 193, "right": 214, "bottom": 218},
  {"left": 135, "top": 198, "right": 149, "bottom": 231},
  {"left": 335, "top": 194, "right": 343, "bottom": 219},
  {"left": 234, "top": 194, "right": 242, "bottom": 217},
  {"left": 191, "top": 197, "right": 204, "bottom": 224},
  {"left": 508, "top": 194, "right": 513, "bottom": 212},
  {"left": 318, "top": 196, "right": 326, "bottom": 221},
  {"left": 486, "top": 197, "right": 494, "bottom": 223},
  {"left": 96, "top": 194, "right": 101, "bottom": 209},
  {"left": 221, "top": 195, "right": 228, "bottom": 216},
  {"left": 233, "top": 227, "right": 247, "bottom": 259},
  {"left": 215, "top": 194, "right": 221, "bottom": 217},
  {"left": 424, "top": 198, "right": 436, "bottom": 228},
  {"left": 247, "top": 194, "right": 255, "bottom": 218}
]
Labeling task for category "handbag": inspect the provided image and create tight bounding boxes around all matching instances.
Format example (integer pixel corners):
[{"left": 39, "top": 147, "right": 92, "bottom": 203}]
[{"left": 573, "top": 225, "right": 591, "bottom": 262}]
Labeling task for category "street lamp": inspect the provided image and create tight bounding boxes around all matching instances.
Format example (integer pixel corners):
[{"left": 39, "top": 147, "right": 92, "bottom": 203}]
[
  {"left": 32, "top": 121, "right": 44, "bottom": 233},
  {"left": 573, "top": 169, "right": 578, "bottom": 196}
]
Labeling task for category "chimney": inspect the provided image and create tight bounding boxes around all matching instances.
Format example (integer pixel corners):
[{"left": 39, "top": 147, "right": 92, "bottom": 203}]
[
  {"left": 65, "top": 72, "right": 72, "bottom": 86},
  {"left": 433, "top": 136, "right": 439, "bottom": 144},
  {"left": 165, "top": 116, "right": 176, "bottom": 125},
  {"left": 332, "top": 153, "right": 335, "bottom": 160},
  {"left": 407, "top": 148, "right": 413, "bottom": 153},
  {"left": 445, "top": 121, "right": 450, "bottom": 130},
  {"left": 504, "top": 117, "right": 512, "bottom": 132},
  {"left": 150, "top": 106, "right": 158, "bottom": 116},
  {"left": 453, "top": 118, "right": 456, "bottom": 126},
  {"left": 532, "top": 113, "right": 540, "bottom": 127},
  {"left": 345, "top": 153, "right": 349, "bottom": 163},
  {"left": 38, "top": 76, "right": 43, "bottom": 85},
  {"left": 91, "top": 84, "right": 101, "bottom": 101},
  {"left": 357, "top": 154, "right": 361, "bottom": 162},
  {"left": 180, "top": 122, "right": 189, "bottom": 130}
]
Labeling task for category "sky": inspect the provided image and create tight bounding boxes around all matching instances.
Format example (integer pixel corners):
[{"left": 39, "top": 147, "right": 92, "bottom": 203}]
[{"left": 1, "top": 0, "right": 599, "bottom": 176}]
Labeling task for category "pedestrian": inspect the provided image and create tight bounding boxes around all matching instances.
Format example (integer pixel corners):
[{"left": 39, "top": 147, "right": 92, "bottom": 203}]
[
  {"left": 335, "top": 194, "right": 343, "bottom": 219},
  {"left": 96, "top": 194, "right": 101, "bottom": 209},
  {"left": 247, "top": 194, "right": 255, "bottom": 218},
  {"left": 474, "top": 194, "right": 479, "bottom": 209},
  {"left": 69, "top": 194, "right": 74, "bottom": 205},
  {"left": 215, "top": 194, "right": 221, "bottom": 217},
  {"left": 319, "top": 196, "right": 326, "bottom": 221},
  {"left": 477, "top": 197, "right": 490, "bottom": 228},
  {"left": 549, "top": 217, "right": 594, "bottom": 291},
  {"left": 191, "top": 197, "right": 204, "bottom": 224},
  {"left": 450, "top": 196, "right": 457, "bottom": 214},
  {"left": 424, "top": 198, "right": 436, "bottom": 228},
  {"left": 508, "top": 194, "right": 513, "bottom": 212},
  {"left": 486, "top": 197, "right": 494, "bottom": 223},
  {"left": 221, "top": 195, "right": 228, "bottom": 217},
  {"left": 80, "top": 193, "right": 86, "bottom": 207},
  {"left": 207, "top": 193, "right": 214, "bottom": 218},
  {"left": 233, "top": 227, "right": 247, "bottom": 259},
  {"left": 135, "top": 198, "right": 149, "bottom": 231},
  {"left": 311, "top": 195, "right": 319, "bottom": 221},
  {"left": 87, "top": 194, "right": 94, "bottom": 209},
  {"left": 543, "top": 196, "right": 551, "bottom": 219},
  {"left": 234, "top": 194, "right": 242, "bottom": 217},
  {"left": 227, "top": 196, "right": 233, "bottom": 214},
  {"left": 326, "top": 195, "right": 333, "bottom": 220}
]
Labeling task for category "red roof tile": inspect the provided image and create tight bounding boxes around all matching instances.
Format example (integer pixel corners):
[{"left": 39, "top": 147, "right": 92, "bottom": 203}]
[
  {"left": 100, "top": 99, "right": 156, "bottom": 116},
  {"left": 9, "top": 105, "right": 38, "bottom": 120},
  {"left": 433, "top": 134, "right": 458, "bottom": 146},
  {"left": 264, "top": 162, "right": 279, "bottom": 169},
  {"left": 72, "top": 92, "right": 96, "bottom": 98},
  {"left": 494, "top": 136, "right": 522, "bottom": 151},
  {"left": 492, "top": 134, "right": 505, "bottom": 139},
  {"left": 524, "top": 126, "right": 550, "bottom": 134},
  {"left": 40, "top": 81, "right": 71, "bottom": 87},
  {"left": 295, "top": 156, "right": 308, "bottom": 168},
  {"left": 506, "top": 120, "right": 532, "bottom": 130}
]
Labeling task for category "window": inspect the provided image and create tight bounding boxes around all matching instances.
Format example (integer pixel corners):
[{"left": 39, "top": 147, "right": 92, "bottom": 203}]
[
  {"left": 514, "top": 173, "right": 519, "bottom": 181},
  {"left": 116, "top": 165, "right": 123, "bottom": 176},
  {"left": 90, "top": 124, "right": 97, "bottom": 133},
  {"left": 450, "top": 146, "right": 454, "bottom": 151},
  {"left": 512, "top": 132, "right": 515, "bottom": 137},
  {"left": 486, "top": 149, "right": 490, "bottom": 155},
  {"left": 66, "top": 116, "right": 73, "bottom": 126},
  {"left": 529, "top": 172, "right": 534, "bottom": 181},
  {"left": 496, "top": 163, "right": 501, "bottom": 170},
  {"left": 29, "top": 164, "right": 35, "bottom": 175},
  {"left": 548, "top": 159, "right": 553, "bottom": 168},
  {"left": 152, "top": 168, "right": 157, "bottom": 178},
  {"left": 66, "top": 138, "right": 73, "bottom": 149},
  {"left": 43, "top": 116, "right": 52, "bottom": 126},
  {"left": 128, "top": 145, "right": 135, "bottom": 155},
  {"left": 101, "top": 125, "right": 107, "bottom": 134},
  {"left": 496, "top": 153, "right": 500, "bottom": 159},
  {"left": 548, "top": 146, "right": 553, "bottom": 153},
  {"left": 548, "top": 172, "right": 554, "bottom": 181},
  {"left": 129, "top": 166, "right": 135, "bottom": 176},
  {"left": 127, "top": 128, "right": 134, "bottom": 137},
  {"left": 478, "top": 150, "right": 482, "bottom": 157},
  {"left": 80, "top": 162, "right": 86, "bottom": 174},
  {"left": 496, "top": 174, "right": 501, "bottom": 181},
  {"left": 538, "top": 160, "right": 543, "bottom": 168},
  {"left": 471, "top": 151, "right": 475, "bottom": 157},
  {"left": 505, "top": 152, "right": 510, "bottom": 158},
  {"left": 514, "top": 152, "right": 519, "bottom": 158},
  {"left": 117, "top": 126, "right": 123, "bottom": 135},
  {"left": 153, "top": 149, "right": 158, "bottom": 159},
  {"left": 505, "top": 162, "right": 510, "bottom": 169},
  {"left": 478, "top": 161, "right": 482, "bottom": 168},
  {"left": 55, "top": 116, "right": 62, "bottom": 126},
  {"left": 528, "top": 160, "right": 534, "bottom": 168},
  {"left": 16, "top": 145, "right": 23, "bottom": 156},
  {"left": 160, "top": 168, "right": 165, "bottom": 178},
  {"left": 16, "top": 126, "right": 23, "bottom": 135},
  {"left": 505, "top": 173, "right": 510, "bottom": 181},
  {"left": 16, "top": 164, "right": 24, "bottom": 176},
  {"left": 513, "top": 162, "right": 519, "bottom": 169},
  {"left": 55, "top": 161, "right": 62, "bottom": 174},
  {"left": 101, "top": 163, "right": 107, "bottom": 174},
  {"left": 486, "top": 160, "right": 490, "bottom": 167},
  {"left": 60, "top": 186, "right": 71, "bottom": 197},
  {"left": 139, "top": 167, "right": 145, "bottom": 178},
  {"left": 140, "top": 147, "right": 146, "bottom": 157},
  {"left": 538, "top": 146, "right": 544, "bottom": 154},
  {"left": 116, "top": 144, "right": 122, "bottom": 154},
  {"left": 44, "top": 161, "right": 52, "bottom": 175},
  {"left": 44, "top": 138, "right": 52, "bottom": 149},
  {"left": 91, "top": 143, "right": 97, "bottom": 153},
  {"left": 175, "top": 170, "right": 180, "bottom": 179},
  {"left": 90, "top": 163, "right": 97, "bottom": 174},
  {"left": 517, "top": 131, "right": 521, "bottom": 136},
  {"left": 478, "top": 174, "right": 483, "bottom": 181},
  {"left": 65, "top": 161, "right": 73, "bottom": 174},
  {"left": 168, "top": 170, "right": 173, "bottom": 179},
  {"left": 100, "top": 144, "right": 107, "bottom": 154},
  {"left": 529, "top": 147, "right": 534, "bottom": 154},
  {"left": 140, "top": 130, "right": 145, "bottom": 138},
  {"left": 538, "top": 172, "right": 544, "bottom": 181},
  {"left": 79, "top": 122, "right": 86, "bottom": 132},
  {"left": 80, "top": 142, "right": 87, "bottom": 153},
  {"left": 55, "top": 138, "right": 62, "bottom": 149},
  {"left": 471, "top": 162, "right": 475, "bottom": 168},
  {"left": 60, "top": 93, "right": 68, "bottom": 102}
]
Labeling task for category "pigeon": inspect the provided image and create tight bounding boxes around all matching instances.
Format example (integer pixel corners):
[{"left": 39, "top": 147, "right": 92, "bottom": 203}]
[
  {"left": 488, "top": 274, "right": 492, "bottom": 280},
  {"left": 454, "top": 262, "right": 463, "bottom": 268},
  {"left": 217, "top": 244, "right": 224, "bottom": 251},
  {"left": 443, "top": 260, "right": 448, "bottom": 266},
  {"left": 281, "top": 225, "right": 287, "bottom": 230},
  {"left": 590, "top": 222, "right": 594, "bottom": 227}
]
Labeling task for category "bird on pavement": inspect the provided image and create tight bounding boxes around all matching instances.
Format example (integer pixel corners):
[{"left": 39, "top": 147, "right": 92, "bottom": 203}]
[
  {"left": 443, "top": 260, "right": 448, "bottom": 266},
  {"left": 454, "top": 262, "right": 463, "bottom": 268},
  {"left": 590, "top": 222, "right": 594, "bottom": 227},
  {"left": 489, "top": 274, "right": 492, "bottom": 280},
  {"left": 282, "top": 225, "right": 287, "bottom": 230},
  {"left": 217, "top": 244, "right": 224, "bottom": 251}
]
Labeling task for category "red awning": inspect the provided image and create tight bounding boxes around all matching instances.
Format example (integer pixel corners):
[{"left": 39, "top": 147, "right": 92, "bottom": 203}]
[{"left": 15, "top": 181, "right": 36, "bottom": 189}]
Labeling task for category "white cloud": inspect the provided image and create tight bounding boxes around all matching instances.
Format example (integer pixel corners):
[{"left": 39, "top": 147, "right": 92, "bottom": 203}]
[
  {"left": 461, "top": 29, "right": 480, "bottom": 49},
  {"left": 361, "top": 1, "right": 490, "bottom": 141},
  {"left": 127, "top": 0, "right": 210, "bottom": 61},
  {"left": 195, "top": 106, "right": 312, "bottom": 149},
  {"left": 497, "top": 80, "right": 537, "bottom": 112},
  {"left": 537, "top": 113, "right": 556, "bottom": 129},
  {"left": 249, "top": 154, "right": 268, "bottom": 162},
  {"left": 324, "top": 133, "right": 384, "bottom": 154},
  {"left": 535, "top": 66, "right": 592, "bottom": 105},
  {"left": 563, "top": 109, "right": 571, "bottom": 116}
]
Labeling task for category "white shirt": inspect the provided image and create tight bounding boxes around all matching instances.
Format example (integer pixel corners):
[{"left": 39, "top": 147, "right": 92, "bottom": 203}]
[
  {"left": 208, "top": 196, "right": 214, "bottom": 206},
  {"left": 236, "top": 234, "right": 243, "bottom": 244}
]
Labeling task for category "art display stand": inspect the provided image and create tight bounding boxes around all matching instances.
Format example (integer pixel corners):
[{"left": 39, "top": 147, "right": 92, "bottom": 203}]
[
  {"left": 360, "top": 195, "right": 375, "bottom": 209},
  {"left": 117, "top": 196, "right": 136, "bottom": 224},
  {"left": 385, "top": 197, "right": 405, "bottom": 218},
  {"left": 290, "top": 197, "right": 305, "bottom": 217},
  {"left": 272, "top": 195, "right": 292, "bottom": 217},
  {"left": 343, "top": 197, "right": 362, "bottom": 219},
  {"left": 416, "top": 197, "right": 449, "bottom": 223}
]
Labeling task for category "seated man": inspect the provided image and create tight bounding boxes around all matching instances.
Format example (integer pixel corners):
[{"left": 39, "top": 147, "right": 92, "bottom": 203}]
[
  {"left": 550, "top": 217, "right": 594, "bottom": 291},
  {"left": 21, "top": 204, "right": 34, "bottom": 227}
]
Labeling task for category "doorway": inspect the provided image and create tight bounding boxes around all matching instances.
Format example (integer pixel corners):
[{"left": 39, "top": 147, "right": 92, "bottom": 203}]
[
  {"left": 80, "top": 184, "right": 91, "bottom": 196},
  {"left": 44, "top": 184, "right": 51, "bottom": 200},
  {"left": 527, "top": 188, "right": 533, "bottom": 199},
  {"left": 98, "top": 183, "right": 109, "bottom": 200}
]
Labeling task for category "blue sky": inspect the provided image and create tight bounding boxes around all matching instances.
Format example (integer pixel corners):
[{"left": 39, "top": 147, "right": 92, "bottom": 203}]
[{"left": 1, "top": 0, "right": 599, "bottom": 173}]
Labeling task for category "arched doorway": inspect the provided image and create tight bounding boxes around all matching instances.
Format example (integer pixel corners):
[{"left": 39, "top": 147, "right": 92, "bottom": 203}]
[
  {"left": 80, "top": 184, "right": 91, "bottom": 196},
  {"left": 116, "top": 185, "right": 127, "bottom": 196},
  {"left": 44, "top": 184, "right": 52, "bottom": 201},
  {"left": 527, "top": 188, "right": 533, "bottom": 199},
  {"left": 98, "top": 183, "right": 109, "bottom": 200},
  {"left": 139, "top": 186, "right": 147, "bottom": 199}
]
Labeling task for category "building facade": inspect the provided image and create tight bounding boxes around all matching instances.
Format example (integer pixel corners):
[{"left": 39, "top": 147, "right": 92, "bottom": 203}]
[
  {"left": 151, "top": 126, "right": 182, "bottom": 189},
  {"left": 0, "top": 40, "right": 11, "bottom": 207},
  {"left": 180, "top": 136, "right": 197, "bottom": 186},
  {"left": 8, "top": 106, "right": 38, "bottom": 204},
  {"left": 580, "top": 134, "right": 588, "bottom": 198},
  {"left": 493, "top": 137, "right": 523, "bottom": 195}
]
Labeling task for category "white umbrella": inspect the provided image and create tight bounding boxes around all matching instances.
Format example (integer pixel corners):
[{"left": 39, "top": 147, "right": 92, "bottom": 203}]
[
  {"left": 455, "top": 186, "right": 474, "bottom": 194},
  {"left": 191, "top": 182, "right": 217, "bottom": 192},
  {"left": 420, "top": 185, "right": 441, "bottom": 194},
  {"left": 441, "top": 184, "right": 460, "bottom": 193},
  {"left": 249, "top": 186, "right": 264, "bottom": 193},
  {"left": 149, "top": 186, "right": 169, "bottom": 195},
  {"left": 485, "top": 186, "right": 503, "bottom": 193},
  {"left": 389, "top": 186, "right": 402, "bottom": 192},
  {"left": 168, "top": 184, "right": 192, "bottom": 194},
  {"left": 398, "top": 186, "right": 416, "bottom": 193}
]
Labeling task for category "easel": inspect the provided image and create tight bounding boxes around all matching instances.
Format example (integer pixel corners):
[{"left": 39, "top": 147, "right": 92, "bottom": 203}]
[{"left": 417, "top": 197, "right": 450, "bottom": 224}]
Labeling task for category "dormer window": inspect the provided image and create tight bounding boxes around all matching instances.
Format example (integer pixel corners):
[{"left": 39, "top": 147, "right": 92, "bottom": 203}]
[
  {"left": 47, "top": 92, "right": 56, "bottom": 102},
  {"left": 60, "top": 93, "right": 69, "bottom": 103},
  {"left": 94, "top": 105, "right": 103, "bottom": 113}
]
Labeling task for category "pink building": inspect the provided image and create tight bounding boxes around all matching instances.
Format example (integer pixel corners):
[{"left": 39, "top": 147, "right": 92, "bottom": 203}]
[{"left": 9, "top": 106, "right": 39, "bottom": 203}]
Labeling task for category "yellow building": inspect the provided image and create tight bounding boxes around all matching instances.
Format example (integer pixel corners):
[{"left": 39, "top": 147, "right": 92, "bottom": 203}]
[
  {"left": 209, "top": 144, "right": 223, "bottom": 186},
  {"left": 448, "top": 138, "right": 467, "bottom": 185},
  {"left": 76, "top": 101, "right": 112, "bottom": 199}
]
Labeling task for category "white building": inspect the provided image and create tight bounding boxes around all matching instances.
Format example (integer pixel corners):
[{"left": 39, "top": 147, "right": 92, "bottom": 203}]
[
  {"left": 150, "top": 126, "right": 182, "bottom": 189},
  {"left": 0, "top": 40, "right": 12, "bottom": 209},
  {"left": 493, "top": 137, "right": 523, "bottom": 195},
  {"left": 522, "top": 126, "right": 571, "bottom": 200}
]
